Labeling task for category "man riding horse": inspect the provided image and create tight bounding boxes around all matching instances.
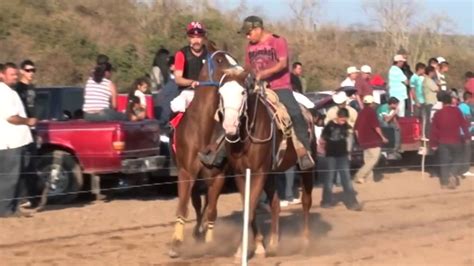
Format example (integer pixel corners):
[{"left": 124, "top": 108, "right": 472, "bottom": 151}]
[
  {"left": 170, "top": 21, "right": 208, "bottom": 113},
  {"left": 200, "top": 16, "right": 315, "bottom": 170}
]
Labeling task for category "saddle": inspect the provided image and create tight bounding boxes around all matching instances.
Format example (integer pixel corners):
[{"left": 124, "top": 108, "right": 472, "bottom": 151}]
[{"left": 254, "top": 85, "right": 311, "bottom": 169}]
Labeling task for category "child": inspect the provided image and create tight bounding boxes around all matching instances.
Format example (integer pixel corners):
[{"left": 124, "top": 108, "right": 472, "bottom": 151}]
[
  {"left": 320, "top": 108, "right": 362, "bottom": 211},
  {"left": 129, "top": 77, "right": 151, "bottom": 110},
  {"left": 127, "top": 95, "right": 146, "bottom": 121}
]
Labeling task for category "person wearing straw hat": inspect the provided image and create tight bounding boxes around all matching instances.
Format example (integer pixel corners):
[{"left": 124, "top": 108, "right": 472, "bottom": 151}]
[
  {"left": 340, "top": 66, "right": 359, "bottom": 87},
  {"left": 354, "top": 95, "right": 388, "bottom": 184},
  {"left": 388, "top": 55, "right": 408, "bottom": 117}
]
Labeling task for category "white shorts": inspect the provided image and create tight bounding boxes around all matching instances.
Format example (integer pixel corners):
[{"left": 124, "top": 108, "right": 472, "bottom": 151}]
[{"left": 170, "top": 90, "right": 195, "bottom": 113}]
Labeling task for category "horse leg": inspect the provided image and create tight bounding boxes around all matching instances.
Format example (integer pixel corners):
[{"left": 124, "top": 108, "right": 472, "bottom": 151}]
[
  {"left": 300, "top": 171, "right": 314, "bottom": 248},
  {"left": 233, "top": 173, "right": 267, "bottom": 259},
  {"left": 263, "top": 174, "right": 280, "bottom": 257},
  {"left": 204, "top": 174, "right": 226, "bottom": 243},
  {"left": 169, "top": 169, "right": 195, "bottom": 258},
  {"left": 191, "top": 183, "right": 206, "bottom": 241}
]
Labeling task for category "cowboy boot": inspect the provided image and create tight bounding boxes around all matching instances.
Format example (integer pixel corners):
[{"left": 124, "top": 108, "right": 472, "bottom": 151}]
[
  {"left": 296, "top": 147, "right": 315, "bottom": 170},
  {"left": 198, "top": 133, "right": 226, "bottom": 167}
]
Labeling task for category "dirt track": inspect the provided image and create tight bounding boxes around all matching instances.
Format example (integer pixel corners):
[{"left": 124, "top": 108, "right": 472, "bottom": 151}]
[{"left": 1, "top": 170, "right": 473, "bottom": 265}]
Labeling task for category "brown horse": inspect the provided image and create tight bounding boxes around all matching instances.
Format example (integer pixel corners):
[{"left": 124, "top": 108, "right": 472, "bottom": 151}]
[
  {"left": 168, "top": 44, "right": 247, "bottom": 258},
  {"left": 218, "top": 81, "right": 316, "bottom": 256}
]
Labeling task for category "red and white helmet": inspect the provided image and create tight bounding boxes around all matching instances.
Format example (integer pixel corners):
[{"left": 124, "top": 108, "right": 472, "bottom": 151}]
[{"left": 186, "top": 21, "right": 206, "bottom": 36}]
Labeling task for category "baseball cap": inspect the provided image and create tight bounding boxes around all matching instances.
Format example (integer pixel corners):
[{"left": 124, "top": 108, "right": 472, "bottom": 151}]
[
  {"left": 393, "top": 55, "right": 406, "bottom": 62},
  {"left": 363, "top": 95, "right": 374, "bottom": 104},
  {"left": 238, "top": 16, "right": 264, "bottom": 34},
  {"left": 186, "top": 21, "right": 206, "bottom": 36},
  {"left": 437, "top": 56, "right": 448, "bottom": 64},
  {"left": 361, "top": 65, "right": 372, "bottom": 73},
  {"left": 332, "top": 91, "right": 348, "bottom": 104},
  {"left": 346, "top": 66, "right": 360, "bottom": 74}
]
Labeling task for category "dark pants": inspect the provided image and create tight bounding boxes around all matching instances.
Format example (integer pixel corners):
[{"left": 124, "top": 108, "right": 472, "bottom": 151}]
[
  {"left": 438, "top": 143, "right": 464, "bottom": 185},
  {"left": 0, "top": 146, "right": 24, "bottom": 216},
  {"left": 321, "top": 156, "right": 358, "bottom": 206},
  {"left": 84, "top": 108, "right": 127, "bottom": 122},
  {"left": 274, "top": 89, "right": 311, "bottom": 150},
  {"left": 17, "top": 143, "right": 41, "bottom": 205}
]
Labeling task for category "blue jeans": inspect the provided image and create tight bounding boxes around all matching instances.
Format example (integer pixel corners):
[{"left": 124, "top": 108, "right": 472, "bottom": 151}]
[
  {"left": 84, "top": 108, "right": 127, "bottom": 122},
  {"left": 277, "top": 166, "right": 298, "bottom": 201},
  {"left": 321, "top": 156, "right": 357, "bottom": 206}
]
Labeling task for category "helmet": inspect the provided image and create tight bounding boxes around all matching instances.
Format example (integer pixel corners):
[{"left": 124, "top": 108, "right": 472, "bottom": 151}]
[{"left": 186, "top": 21, "right": 206, "bottom": 36}]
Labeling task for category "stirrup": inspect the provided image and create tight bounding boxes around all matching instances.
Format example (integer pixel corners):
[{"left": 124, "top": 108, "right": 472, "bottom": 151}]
[{"left": 298, "top": 153, "right": 315, "bottom": 170}]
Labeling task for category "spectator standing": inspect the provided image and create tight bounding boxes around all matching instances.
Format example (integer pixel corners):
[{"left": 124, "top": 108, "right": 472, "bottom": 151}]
[
  {"left": 410, "top": 63, "right": 426, "bottom": 118},
  {"left": 155, "top": 56, "right": 179, "bottom": 129},
  {"left": 150, "top": 48, "right": 171, "bottom": 92},
  {"left": 0, "top": 63, "right": 37, "bottom": 217},
  {"left": 430, "top": 92, "right": 470, "bottom": 189},
  {"left": 325, "top": 92, "right": 358, "bottom": 152},
  {"left": 464, "top": 71, "right": 474, "bottom": 94},
  {"left": 83, "top": 62, "right": 125, "bottom": 121},
  {"left": 422, "top": 66, "right": 440, "bottom": 130},
  {"left": 16, "top": 60, "right": 41, "bottom": 208},
  {"left": 354, "top": 95, "right": 388, "bottom": 184},
  {"left": 340, "top": 66, "right": 359, "bottom": 87},
  {"left": 290, "top": 62, "right": 306, "bottom": 93},
  {"left": 377, "top": 97, "right": 401, "bottom": 154},
  {"left": 388, "top": 55, "right": 409, "bottom": 117},
  {"left": 436, "top": 57, "right": 449, "bottom": 91},
  {"left": 320, "top": 108, "right": 362, "bottom": 211},
  {"left": 458, "top": 92, "right": 474, "bottom": 177},
  {"left": 354, "top": 65, "right": 373, "bottom": 108},
  {"left": 16, "top": 60, "right": 36, "bottom": 118}
]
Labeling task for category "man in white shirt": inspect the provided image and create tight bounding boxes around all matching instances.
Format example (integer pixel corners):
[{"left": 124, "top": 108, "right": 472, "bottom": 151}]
[
  {"left": 0, "top": 63, "right": 37, "bottom": 217},
  {"left": 340, "top": 66, "right": 359, "bottom": 87},
  {"left": 437, "top": 57, "right": 449, "bottom": 91}
]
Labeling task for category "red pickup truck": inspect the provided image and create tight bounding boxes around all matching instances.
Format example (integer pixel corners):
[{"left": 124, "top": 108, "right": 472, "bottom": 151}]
[{"left": 34, "top": 87, "right": 166, "bottom": 203}]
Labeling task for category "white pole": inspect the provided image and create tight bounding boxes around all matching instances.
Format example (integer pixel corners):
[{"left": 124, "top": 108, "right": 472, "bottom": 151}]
[{"left": 242, "top": 168, "right": 251, "bottom": 266}]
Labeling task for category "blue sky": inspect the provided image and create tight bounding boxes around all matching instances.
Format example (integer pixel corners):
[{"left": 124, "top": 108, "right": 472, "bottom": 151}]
[{"left": 217, "top": 0, "right": 473, "bottom": 35}]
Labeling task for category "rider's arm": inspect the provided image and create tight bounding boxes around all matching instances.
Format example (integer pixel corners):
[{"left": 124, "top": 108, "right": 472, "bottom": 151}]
[{"left": 174, "top": 51, "right": 199, "bottom": 88}]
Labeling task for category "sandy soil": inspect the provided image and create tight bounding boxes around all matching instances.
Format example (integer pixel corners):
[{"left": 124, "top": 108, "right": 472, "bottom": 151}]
[{"left": 0, "top": 170, "right": 473, "bottom": 266}]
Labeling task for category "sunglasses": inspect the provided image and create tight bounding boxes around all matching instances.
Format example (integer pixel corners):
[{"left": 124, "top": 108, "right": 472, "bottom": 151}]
[{"left": 24, "top": 68, "right": 36, "bottom": 73}]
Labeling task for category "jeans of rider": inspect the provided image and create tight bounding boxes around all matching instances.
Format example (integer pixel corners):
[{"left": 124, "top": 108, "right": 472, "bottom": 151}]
[
  {"left": 438, "top": 143, "right": 464, "bottom": 185},
  {"left": 321, "top": 156, "right": 358, "bottom": 206},
  {"left": 274, "top": 89, "right": 311, "bottom": 150}
]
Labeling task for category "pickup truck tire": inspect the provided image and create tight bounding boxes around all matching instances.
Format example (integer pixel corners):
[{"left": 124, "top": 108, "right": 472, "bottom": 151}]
[{"left": 36, "top": 151, "right": 83, "bottom": 204}]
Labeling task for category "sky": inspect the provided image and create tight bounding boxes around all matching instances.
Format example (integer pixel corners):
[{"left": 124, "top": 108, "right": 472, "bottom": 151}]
[{"left": 216, "top": 0, "right": 474, "bottom": 35}]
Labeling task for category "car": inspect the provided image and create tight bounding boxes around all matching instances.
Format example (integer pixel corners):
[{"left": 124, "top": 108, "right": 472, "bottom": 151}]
[{"left": 33, "top": 87, "right": 167, "bottom": 203}]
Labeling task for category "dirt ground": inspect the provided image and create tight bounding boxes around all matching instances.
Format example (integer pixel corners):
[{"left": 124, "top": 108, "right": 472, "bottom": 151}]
[{"left": 1, "top": 169, "right": 473, "bottom": 266}]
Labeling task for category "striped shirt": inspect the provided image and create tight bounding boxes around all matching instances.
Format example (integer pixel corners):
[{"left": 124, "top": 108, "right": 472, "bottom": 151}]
[{"left": 83, "top": 77, "right": 112, "bottom": 113}]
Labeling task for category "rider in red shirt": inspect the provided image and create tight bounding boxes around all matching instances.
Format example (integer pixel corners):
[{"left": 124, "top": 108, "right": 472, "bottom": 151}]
[
  {"left": 240, "top": 16, "right": 314, "bottom": 170},
  {"left": 170, "top": 21, "right": 208, "bottom": 113}
]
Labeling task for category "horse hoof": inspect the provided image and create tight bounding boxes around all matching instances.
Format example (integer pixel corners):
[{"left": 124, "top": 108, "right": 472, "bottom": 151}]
[
  {"left": 265, "top": 247, "right": 278, "bottom": 257},
  {"left": 168, "top": 248, "right": 180, "bottom": 258}
]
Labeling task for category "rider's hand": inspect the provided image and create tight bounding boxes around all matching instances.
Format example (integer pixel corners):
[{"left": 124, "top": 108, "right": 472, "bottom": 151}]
[{"left": 191, "top": 81, "right": 199, "bottom": 89}]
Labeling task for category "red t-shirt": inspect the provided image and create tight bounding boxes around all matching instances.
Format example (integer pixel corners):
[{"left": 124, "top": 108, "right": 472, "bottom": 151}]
[
  {"left": 354, "top": 106, "right": 383, "bottom": 149},
  {"left": 430, "top": 105, "right": 470, "bottom": 148},
  {"left": 174, "top": 50, "right": 186, "bottom": 72},
  {"left": 465, "top": 78, "right": 474, "bottom": 94},
  {"left": 245, "top": 34, "right": 291, "bottom": 90},
  {"left": 355, "top": 75, "right": 373, "bottom": 97}
]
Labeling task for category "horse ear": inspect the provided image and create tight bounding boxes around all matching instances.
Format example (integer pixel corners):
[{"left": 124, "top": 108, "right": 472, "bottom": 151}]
[{"left": 207, "top": 40, "right": 218, "bottom": 53}]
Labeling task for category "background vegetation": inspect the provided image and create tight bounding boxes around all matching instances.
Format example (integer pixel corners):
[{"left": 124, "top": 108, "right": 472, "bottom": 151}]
[{"left": 0, "top": 0, "right": 472, "bottom": 92}]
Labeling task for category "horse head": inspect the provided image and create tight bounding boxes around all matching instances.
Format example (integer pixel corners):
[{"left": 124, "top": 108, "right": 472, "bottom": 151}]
[{"left": 199, "top": 42, "right": 250, "bottom": 138}]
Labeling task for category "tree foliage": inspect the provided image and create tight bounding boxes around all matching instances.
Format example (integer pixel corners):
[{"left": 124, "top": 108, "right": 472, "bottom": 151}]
[{"left": 0, "top": 0, "right": 472, "bottom": 91}]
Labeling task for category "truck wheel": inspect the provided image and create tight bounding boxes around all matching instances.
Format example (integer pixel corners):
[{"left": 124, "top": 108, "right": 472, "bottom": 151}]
[{"left": 36, "top": 151, "right": 83, "bottom": 204}]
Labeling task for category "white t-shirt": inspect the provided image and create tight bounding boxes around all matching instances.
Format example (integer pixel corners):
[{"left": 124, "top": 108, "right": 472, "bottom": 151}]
[
  {"left": 0, "top": 82, "right": 33, "bottom": 149},
  {"left": 134, "top": 90, "right": 147, "bottom": 108},
  {"left": 340, "top": 77, "right": 355, "bottom": 87}
]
